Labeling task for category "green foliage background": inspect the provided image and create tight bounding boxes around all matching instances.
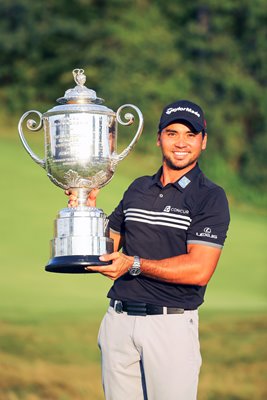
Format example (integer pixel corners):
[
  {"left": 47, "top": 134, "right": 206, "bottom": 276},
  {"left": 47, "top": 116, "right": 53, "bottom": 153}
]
[{"left": 0, "top": 0, "right": 267, "bottom": 206}]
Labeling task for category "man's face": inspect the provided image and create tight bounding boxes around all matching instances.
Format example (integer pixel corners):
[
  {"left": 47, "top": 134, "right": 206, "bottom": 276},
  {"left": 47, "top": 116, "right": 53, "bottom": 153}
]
[{"left": 157, "top": 122, "right": 207, "bottom": 171}]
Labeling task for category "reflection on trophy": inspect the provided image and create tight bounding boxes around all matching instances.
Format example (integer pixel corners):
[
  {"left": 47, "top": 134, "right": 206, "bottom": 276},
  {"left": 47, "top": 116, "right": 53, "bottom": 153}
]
[{"left": 18, "top": 69, "right": 143, "bottom": 273}]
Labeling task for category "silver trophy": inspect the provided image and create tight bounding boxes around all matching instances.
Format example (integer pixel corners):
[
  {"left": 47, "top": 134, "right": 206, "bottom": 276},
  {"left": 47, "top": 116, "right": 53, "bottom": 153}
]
[{"left": 18, "top": 69, "right": 143, "bottom": 273}]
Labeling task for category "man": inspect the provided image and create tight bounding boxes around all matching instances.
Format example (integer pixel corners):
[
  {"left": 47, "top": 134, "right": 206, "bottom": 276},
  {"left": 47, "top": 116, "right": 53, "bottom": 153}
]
[{"left": 68, "top": 100, "right": 230, "bottom": 400}]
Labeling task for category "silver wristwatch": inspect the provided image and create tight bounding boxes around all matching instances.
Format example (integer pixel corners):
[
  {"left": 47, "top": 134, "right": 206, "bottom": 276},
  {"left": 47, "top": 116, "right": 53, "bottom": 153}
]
[{"left": 128, "top": 255, "right": 141, "bottom": 276}]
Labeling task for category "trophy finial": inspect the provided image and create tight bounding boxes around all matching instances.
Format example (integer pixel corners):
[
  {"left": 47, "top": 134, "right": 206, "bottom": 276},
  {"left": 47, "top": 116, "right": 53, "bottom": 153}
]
[
  {"left": 73, "top": 68, "right": 86, "bottom": 86},
  {"left": 57, "top": 68, "right": 104, "bottom": 104}
]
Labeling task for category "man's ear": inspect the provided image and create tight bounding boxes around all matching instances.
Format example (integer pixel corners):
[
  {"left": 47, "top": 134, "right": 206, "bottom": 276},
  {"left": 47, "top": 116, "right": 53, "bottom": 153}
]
[
  {"left": 202, "top": 133, "right": 208, "bottom": 150},
  {"left": 156, "top": 132, "right": 161, "bottom": 147}
]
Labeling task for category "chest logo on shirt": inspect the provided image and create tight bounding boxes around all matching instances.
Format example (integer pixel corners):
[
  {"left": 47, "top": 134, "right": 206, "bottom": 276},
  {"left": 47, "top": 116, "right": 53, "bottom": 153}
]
[{"left": 163, "top": 205, "right": 189, "bottom": 214}]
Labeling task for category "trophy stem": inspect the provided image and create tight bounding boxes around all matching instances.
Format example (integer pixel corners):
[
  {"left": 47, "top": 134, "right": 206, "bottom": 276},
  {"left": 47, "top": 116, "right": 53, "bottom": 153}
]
[{"left": 75, "top": 188, "right": 90, "bottom": 207}]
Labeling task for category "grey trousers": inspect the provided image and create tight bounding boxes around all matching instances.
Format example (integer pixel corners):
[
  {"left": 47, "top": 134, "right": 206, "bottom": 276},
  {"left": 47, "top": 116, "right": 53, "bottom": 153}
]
[{"left": 98, "top": 306, "right": 202, "bottom": 400}]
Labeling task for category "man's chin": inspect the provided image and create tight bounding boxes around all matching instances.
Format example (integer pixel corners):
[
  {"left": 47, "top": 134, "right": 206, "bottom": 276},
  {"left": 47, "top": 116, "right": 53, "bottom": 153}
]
[{"left": 165, "top": 159, "right": 191, "bottom": 171}]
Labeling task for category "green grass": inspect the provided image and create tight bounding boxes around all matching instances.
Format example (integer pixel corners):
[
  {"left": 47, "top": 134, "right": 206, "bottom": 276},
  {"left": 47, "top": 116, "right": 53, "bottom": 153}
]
[
  {"left": 0, "top": 314, "right": 266, "bottom": 400},
  {"left": 1, "top": 133, "right": 267, "bottom": 399},
  {"left": 0, "top": 135, "right": 160, "bottom": 322},
  {"left": 205, "top": 209, "right": 267, "bottom": 311}
]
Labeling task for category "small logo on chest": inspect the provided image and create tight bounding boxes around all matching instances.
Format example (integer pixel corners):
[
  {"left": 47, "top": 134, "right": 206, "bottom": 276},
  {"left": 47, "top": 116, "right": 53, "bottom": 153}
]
[{"left": 163, "top": 205, "right": 189, "bottom": 214}]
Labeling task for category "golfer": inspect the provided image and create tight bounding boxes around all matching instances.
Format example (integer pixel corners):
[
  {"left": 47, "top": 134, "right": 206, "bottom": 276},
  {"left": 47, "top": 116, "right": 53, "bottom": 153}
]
[{"left": 68, "top": 100, "right": 230, "bottom": 400}]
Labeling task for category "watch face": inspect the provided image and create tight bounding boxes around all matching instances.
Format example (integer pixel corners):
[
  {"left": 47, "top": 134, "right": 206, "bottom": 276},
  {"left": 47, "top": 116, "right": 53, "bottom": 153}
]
[
  {"left": 129, "top": 256, "right": 141, "bottom": 276},
  {"left": 129, "top": 266, "right": 141, "bottom": 276}
]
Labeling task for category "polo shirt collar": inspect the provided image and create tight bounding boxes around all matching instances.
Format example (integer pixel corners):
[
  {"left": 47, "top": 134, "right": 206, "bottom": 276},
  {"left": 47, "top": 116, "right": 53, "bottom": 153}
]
[{"left": 150, "top": 163, "right": 201, "bottom": 192}]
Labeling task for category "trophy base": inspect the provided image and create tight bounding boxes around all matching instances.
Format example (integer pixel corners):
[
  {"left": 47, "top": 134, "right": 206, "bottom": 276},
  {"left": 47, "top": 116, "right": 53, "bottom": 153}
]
[{"left": 45, "top": 255, "right": 112, "bottom": 274}]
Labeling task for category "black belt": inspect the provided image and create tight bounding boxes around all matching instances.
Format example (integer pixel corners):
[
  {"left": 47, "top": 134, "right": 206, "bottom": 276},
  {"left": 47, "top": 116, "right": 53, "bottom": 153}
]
[{"left": 110, "top": 299, "right": 185, "bottom": 316}]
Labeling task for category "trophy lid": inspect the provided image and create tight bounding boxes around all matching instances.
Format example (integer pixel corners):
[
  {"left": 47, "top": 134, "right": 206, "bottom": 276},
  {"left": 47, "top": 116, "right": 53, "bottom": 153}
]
[{"left": 56, "top": 69, "right": 104, "bottom": 105}]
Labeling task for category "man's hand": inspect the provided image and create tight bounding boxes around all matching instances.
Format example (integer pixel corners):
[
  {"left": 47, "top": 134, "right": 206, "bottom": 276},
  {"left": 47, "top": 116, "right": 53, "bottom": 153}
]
[
  {"left": 85, "top": 252, "right": 133, "bottom": 280},
  {"left": 65, "top": 188, "right": 99, "bottom": 207}
]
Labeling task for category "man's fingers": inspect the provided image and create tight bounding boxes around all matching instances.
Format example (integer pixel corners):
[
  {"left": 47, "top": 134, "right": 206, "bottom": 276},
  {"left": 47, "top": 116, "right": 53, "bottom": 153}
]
[
  {"left": 68, "top": 201, "right": 76, "bottom": 208},
  {"left": 99, "top": 252, "right": 120, "bottom": 262},
  {"left": 65, "top": 189, "right": 78, "bottom": 196},
  {"left": 84, "top": 265, "right": 114, "bottom": 278},
  {"left": 65, "top": 190, "right": 78, "bottom": 207},
  {"left": 68, "top": 196, "right": 78, "bottom": 208},
  {"left": 89, "top": 188, "right": 100, "bottom": 200},
  {"left": 85, "top": 266, "right": 102, "bottom": 272},
  {"left": 85, "top": 265, "right": 117, "bottom": 280},
  {"left": 65, "top": 189, "right": 99, "bottom": 207},
  {"left": 87, "top": 189, "right": 100, "bottom": 207}
]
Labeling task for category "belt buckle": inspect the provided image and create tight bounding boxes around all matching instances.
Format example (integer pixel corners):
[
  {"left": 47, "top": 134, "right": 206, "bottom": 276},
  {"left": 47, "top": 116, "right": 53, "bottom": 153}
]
[{"left": 114, "top": 300, "right": 123, "bottom": 313}]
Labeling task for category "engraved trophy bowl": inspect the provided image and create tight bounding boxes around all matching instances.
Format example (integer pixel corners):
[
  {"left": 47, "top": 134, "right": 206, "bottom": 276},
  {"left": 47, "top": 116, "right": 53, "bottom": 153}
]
[{"left": 18, "top": 69, "right": 143, "bottom": 273}]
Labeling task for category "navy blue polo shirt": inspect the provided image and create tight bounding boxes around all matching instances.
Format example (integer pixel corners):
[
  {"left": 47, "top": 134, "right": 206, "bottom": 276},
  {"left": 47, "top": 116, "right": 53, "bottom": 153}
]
[{"left": 107, "top": 163, "right": 230, "bottom": 309}]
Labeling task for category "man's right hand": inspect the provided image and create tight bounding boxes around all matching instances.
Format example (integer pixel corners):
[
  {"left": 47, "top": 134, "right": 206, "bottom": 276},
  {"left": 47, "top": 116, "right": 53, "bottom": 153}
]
[{"left": 65, "top": 188, "right": 100, "bottom": 208}]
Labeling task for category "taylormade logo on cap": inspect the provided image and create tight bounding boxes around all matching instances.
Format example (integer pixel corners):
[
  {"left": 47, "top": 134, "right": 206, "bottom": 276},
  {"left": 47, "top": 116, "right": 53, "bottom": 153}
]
[
  {"left": 158, "top": 100, "right": 206, "bottom": 133},
  {"left": 166, "top": 107, "right": 201, "bottom": 118}
]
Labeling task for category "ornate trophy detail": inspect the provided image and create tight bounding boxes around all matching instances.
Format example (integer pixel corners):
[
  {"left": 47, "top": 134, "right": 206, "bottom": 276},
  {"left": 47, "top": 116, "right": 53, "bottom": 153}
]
[{"left": 18, "top": 69, "right": 143, "bottom": 273}]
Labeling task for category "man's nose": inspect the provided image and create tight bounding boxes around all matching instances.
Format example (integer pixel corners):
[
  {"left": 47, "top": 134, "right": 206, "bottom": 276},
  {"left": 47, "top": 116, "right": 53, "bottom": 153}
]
[{"left": 174, "top": 137, "right": 187, "bottom": 147}]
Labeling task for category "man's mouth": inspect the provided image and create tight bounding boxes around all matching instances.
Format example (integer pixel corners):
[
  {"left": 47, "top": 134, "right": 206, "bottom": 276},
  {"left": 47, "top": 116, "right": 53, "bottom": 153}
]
[{"left": 173, "top": 151, "right": 189, "bottom": 157}]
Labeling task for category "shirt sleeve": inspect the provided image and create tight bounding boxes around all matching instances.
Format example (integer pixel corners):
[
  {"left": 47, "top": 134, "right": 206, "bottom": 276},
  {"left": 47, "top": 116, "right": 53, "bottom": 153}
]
[
  {"left": 187, "top": 187, "right": 230, "bottom": 248},
  {"left": 107, "top": 177, "right": 142, "bottom": 234},
  {"left": 108, "top": 198, "right": 125, "bottom": 234}
]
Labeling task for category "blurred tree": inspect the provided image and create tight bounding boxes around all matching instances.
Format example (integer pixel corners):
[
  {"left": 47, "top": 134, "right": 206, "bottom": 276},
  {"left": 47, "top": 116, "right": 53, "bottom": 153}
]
[
  {"left": 0, "top": 0, "right": 108, "bottom": 110},
  {"left": 155, "top": 0, "right": 267, "bottom": 193},
  {"left": 0, "top": 0, "right": 266, "bottom": 200}
]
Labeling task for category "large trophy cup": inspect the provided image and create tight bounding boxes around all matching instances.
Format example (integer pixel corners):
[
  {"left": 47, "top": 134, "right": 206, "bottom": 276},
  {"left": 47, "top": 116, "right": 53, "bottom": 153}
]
[{"left": 18, "top": 69, "right": 143, "bottom": 273}]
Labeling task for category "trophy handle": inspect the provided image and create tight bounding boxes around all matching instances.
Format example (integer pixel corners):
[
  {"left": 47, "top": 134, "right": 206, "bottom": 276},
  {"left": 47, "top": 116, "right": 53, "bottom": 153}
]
[
  {"left": 115, "top": 104, "right": 144, "bottom": 162},
  {"left": 18, "top": 110, "right": 46, "bottom": 169}
]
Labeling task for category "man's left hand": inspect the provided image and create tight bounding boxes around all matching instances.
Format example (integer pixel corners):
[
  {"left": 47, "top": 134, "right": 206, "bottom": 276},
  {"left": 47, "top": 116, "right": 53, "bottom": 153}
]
[{"left": 85, "top": 252, "right": 133, "bottom": 280}]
